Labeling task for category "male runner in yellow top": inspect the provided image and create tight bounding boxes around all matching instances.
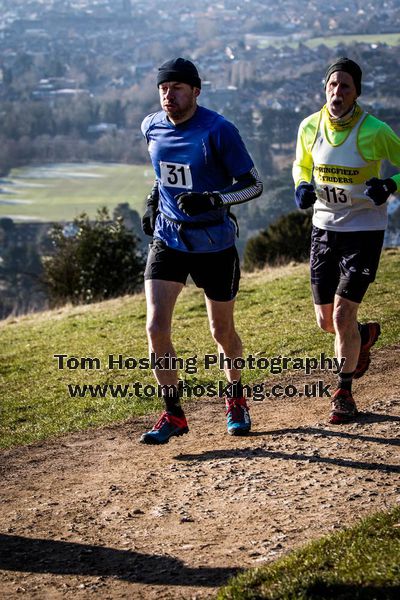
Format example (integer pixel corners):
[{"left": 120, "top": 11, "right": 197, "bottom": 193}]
[{"left": 293, "top": 57, "right": 400, "bottom": 423}]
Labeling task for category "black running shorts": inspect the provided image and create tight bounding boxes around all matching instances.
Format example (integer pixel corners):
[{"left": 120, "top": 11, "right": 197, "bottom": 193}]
[
  {"left": 310, "top": 226, "right": 385, "bottom": 305},
  {"left": 144, "top": 240, "right": 240, "bottom": 302}
]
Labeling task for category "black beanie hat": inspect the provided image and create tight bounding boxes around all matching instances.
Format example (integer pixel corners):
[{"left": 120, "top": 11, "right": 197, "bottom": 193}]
[
  {"left": 324, "top": 57, "right": 362, "bottom": 95},
  {"left": 157, "top": 57, "right": 201, "bottom": 89}
]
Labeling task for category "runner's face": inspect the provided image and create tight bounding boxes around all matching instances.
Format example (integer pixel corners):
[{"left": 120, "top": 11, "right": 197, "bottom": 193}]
[
  {"left": 326, "top": 71, "right": 358, "bottom": 118},
  {"left": 159, "top": 81, "right": 199, "bottom": 124}
]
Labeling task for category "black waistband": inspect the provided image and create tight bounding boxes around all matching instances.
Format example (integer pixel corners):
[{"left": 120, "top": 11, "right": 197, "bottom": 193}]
[
  {"left": 159, "top": 211, "right": 225, "bottom": 228},
  {"left": 159, "top": 210, "right": 239, "bottom": 251}
]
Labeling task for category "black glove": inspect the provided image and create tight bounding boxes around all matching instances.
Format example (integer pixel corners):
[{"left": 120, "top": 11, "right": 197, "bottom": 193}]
[
  {"left": 176, "top": 191, "right": 222, "bottom": 216},
  {"left": 141, "top": 193, "right": 158, "bottom": 236},
  {"left": 365, "top": 177, "right": 397, "bottom": 206},
  {"left": 294, "top": 183, "right": 317, "bottom": 209}
]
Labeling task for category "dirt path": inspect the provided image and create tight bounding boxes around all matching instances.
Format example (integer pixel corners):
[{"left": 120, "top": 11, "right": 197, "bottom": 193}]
[{"left": 1, "top": 346, "right": 399, "bottom": 599}]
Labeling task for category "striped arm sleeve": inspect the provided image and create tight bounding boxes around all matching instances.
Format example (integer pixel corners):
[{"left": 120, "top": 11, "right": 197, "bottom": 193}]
[{"left": 217, "top": 167, "right": 263, "bottom": 207}]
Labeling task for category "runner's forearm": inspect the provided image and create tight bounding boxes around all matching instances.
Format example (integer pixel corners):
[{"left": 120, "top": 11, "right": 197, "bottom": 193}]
[{"left": 217, "top": 167, "right": 263, "bottom": 206}]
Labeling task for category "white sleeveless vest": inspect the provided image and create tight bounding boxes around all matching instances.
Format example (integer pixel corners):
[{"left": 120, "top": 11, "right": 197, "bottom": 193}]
[{"left": 311, "top": 113, "right": 387, "bottom": 231}]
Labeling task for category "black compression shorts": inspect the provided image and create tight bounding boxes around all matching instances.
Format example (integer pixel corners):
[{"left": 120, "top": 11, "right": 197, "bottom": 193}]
[
  {"left": 144, "top": 239, "right": 240, "bottom": 302},
  {"left": 310, "top": 226, "right": 385, "bottom": 305}
]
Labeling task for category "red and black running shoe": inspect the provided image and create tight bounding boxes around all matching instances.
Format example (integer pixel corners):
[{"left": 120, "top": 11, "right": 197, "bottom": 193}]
[
  {"left": 140, "top": 411, "right": 189, "bottom": 444},
  {"left": 329, "top": 389, "right": 358, "bottom": 424},
  {"left": 354, "top": 322, "right": 381, "bottom": 379}
]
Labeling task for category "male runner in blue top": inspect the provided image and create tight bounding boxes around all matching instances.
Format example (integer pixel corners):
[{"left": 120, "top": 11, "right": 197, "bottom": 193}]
[{"left": 140, "top": 58, "right": 263, "bottom": 444}]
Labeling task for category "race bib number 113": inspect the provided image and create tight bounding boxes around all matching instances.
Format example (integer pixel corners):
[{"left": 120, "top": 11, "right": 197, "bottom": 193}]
[
  {"left": 317, "top": 185, "right": 352, "bottom": 206},
  {"left": 160, "top": 161, "right": 193, "bottom": 189}
]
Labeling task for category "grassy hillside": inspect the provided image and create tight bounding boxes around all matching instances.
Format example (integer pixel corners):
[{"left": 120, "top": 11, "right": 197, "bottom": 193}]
[
  {"left": 218, "top": 506, "right": 400, "bottom": 599},
  {"left": 0, "top": 163, "right": 154, "bottom": 222},
  {"left": 0, "top": 248, "right": 399, "bottom": 449}
]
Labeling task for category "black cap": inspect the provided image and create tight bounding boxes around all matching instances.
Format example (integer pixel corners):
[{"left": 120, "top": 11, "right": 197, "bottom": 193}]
[
  {"left": 157, "top": 58, "right": 201, "bottom": 89},
  {"left": 325, "top": 57, "right": 362, "bottom": 95}
]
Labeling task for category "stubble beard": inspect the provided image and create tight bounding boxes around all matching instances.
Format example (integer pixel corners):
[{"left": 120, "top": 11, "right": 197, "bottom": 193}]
[{"left": 164, "top": 97, "right": 196, "bottom": 123}]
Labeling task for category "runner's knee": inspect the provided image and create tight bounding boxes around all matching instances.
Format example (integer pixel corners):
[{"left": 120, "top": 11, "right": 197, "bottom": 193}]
[
  {"left": 146, "top": 318, "right": 171, "bottom": 343},
  {"left": 332, "top": 303, "right": 355, "bottom": 334},
  {"left": 209, "top": 322, "right": 234, "bottom": 346},
  {"left": 316, "top": 313, "right": 335, "bottom": 333}
]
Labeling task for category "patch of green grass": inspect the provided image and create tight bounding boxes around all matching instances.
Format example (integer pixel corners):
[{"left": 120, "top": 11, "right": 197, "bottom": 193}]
[
  {"left": 250, "top": 32, "right": 400, "bottom": 49},
  {"left": 0, "top": 248, "right": 399, "bottom": 448},
  {"left": 217, "top": 505, "right": 400, "bottom": 599},
  {"left": 306, "top": 33, "right": 400, "bottom": 49},
  {"left": 0, "top": 162, "right": 154, "bottom": 221}
]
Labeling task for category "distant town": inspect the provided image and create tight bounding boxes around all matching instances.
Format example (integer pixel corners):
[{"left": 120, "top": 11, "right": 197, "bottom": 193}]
[
  {"left": 1, "top": 0, "right": 400, "bottom": 115},
  {"left": 1, "top": 0, "right": 399, "bottom": 223}
]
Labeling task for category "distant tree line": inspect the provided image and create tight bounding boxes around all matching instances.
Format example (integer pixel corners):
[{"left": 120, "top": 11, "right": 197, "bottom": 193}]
[{"left": 0, "top": 94, "right": 154, "bottom": 175}]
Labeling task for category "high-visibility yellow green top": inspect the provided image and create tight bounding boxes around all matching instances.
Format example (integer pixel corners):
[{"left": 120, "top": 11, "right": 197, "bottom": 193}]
[{"left": 293, "top": 107, "right": 400, "bottom": 189}]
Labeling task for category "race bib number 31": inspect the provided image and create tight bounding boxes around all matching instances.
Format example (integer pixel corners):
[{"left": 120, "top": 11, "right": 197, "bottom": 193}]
[
  {"left": 160, "top": 161, "right": 193, "bottom": 189},
  {"left": 317, "top": 185, "right": 352, "bottom": 206}
]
